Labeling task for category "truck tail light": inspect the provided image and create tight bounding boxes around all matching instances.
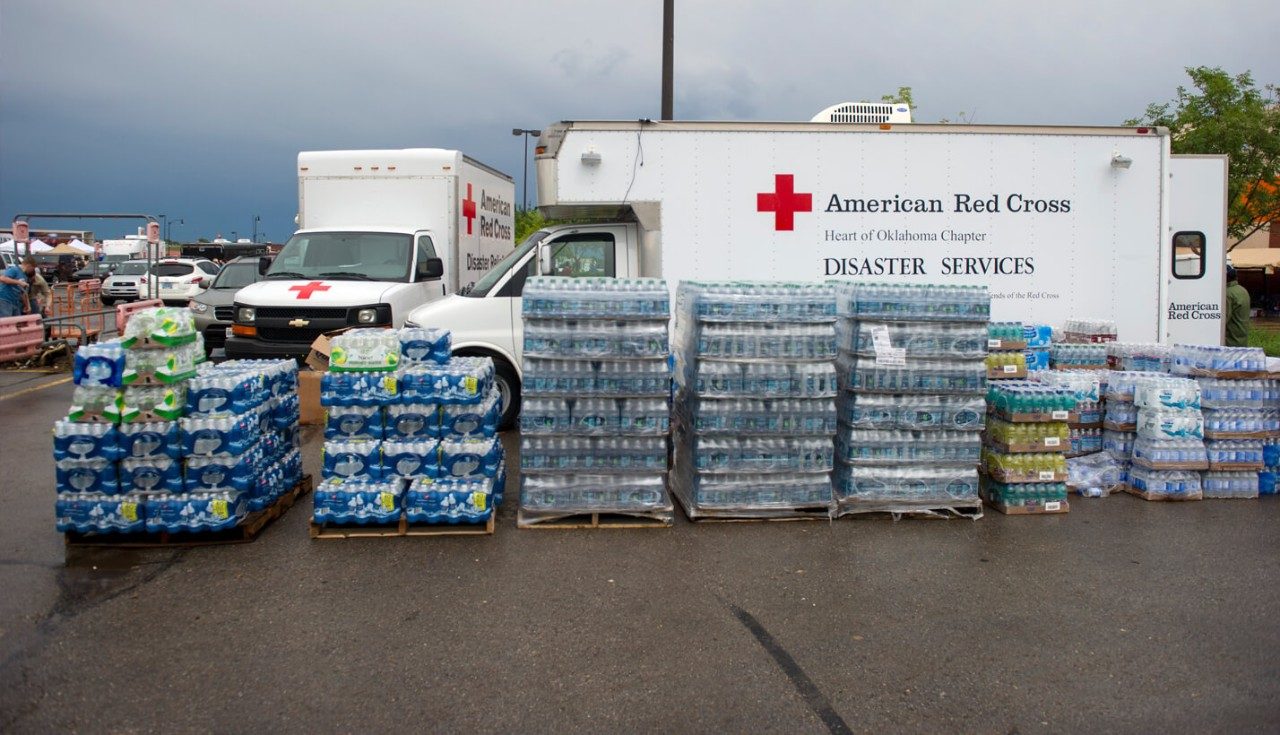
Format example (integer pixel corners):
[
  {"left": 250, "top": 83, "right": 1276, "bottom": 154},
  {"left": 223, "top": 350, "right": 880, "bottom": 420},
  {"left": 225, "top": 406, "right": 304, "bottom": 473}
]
[{"left": 232, "top": 324, "right": 257, "bottom": 337}]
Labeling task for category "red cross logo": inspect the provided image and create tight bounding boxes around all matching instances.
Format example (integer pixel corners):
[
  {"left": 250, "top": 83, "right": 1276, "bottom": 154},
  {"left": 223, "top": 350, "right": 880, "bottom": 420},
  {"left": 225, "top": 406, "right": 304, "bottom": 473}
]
[
  {"left": 288, "top": 281, "right": 331, "bottom": 299},
  {"left": 756, "top": 174, "right": 813, "bottom": 231},
  {"left": 462, "top": 183, "right": 477, "bottom": 235}
]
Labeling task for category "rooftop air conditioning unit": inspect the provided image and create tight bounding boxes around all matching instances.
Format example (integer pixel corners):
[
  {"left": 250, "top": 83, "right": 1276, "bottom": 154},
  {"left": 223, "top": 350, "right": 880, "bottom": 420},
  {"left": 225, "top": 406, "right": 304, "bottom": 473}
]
[{"left": 811, "top": 101, "right": 912, "bottom": 124}]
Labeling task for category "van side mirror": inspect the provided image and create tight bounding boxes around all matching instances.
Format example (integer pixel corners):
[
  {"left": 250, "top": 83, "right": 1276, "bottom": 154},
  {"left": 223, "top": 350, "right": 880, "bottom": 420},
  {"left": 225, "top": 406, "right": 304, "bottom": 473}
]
[
  {"left": 257, "top": 257, "right": 272, "bottom": 276},
  {"left": 417, "top": 257, "right": 444, "bottom": 281},
  {"left": 538, "top": 243, "right": 552, "bottom": 275}
]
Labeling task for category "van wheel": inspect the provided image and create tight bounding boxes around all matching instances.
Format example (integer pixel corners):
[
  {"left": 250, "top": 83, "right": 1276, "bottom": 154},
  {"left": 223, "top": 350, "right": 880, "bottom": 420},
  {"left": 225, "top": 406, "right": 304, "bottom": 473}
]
[{"left": 493, "top": 360, "right": 521, "bottom": 431}]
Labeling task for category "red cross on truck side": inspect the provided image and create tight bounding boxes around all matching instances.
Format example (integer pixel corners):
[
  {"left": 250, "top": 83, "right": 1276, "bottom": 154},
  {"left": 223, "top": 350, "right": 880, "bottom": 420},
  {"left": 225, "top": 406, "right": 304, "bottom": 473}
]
[
  {"left": 289, "top": 281, "right": 331, "bottom": 299},
  {"left": 756, "top": 173, "right": 813, "bottom": 231},
  {"left": 462, "top": 183, "right": 477, "bottom": 235}
]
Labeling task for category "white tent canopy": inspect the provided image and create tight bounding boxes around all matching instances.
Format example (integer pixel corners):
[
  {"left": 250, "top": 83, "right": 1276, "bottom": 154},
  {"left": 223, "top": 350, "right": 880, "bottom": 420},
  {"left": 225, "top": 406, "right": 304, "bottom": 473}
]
[
  {"left": 66, "top": 238, "right": 95, "bottom": 253},
  {"left": 0, "top": 239, "right": 53, "bottom": 253}
]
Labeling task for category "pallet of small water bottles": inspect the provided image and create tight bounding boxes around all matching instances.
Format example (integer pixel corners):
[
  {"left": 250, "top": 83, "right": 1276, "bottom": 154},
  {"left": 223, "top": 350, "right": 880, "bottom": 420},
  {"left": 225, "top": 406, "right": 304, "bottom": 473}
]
[
  {"left": 56, "top": 306, "right": 309, "bottom": 546},
  {"left": 309, "top": 327, "right": 504, "bottom": 539},
  {"left": 980, "top": 381, "right": 1075, "bottom": 514}
]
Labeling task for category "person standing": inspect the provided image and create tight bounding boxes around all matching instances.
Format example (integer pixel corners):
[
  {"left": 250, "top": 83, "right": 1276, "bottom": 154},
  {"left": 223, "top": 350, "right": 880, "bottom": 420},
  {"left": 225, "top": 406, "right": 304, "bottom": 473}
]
[
  {"left": 28, "top": 266, "right": 52, "bottom": 317},
  {"left": 0, "top": 256, "right": 35, "bottom": 318},
  {"left": 1225, "top": 264, "right": 1251, "bottom": 347}
]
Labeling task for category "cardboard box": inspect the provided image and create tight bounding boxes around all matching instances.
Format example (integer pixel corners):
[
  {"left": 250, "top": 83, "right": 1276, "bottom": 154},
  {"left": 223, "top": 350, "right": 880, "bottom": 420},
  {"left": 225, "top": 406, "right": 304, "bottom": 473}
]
[
  {"left": 298, "top": 371, "right": 324, "bottom": 426},
  {"left": 305, "top": 327, "right": 362, "bottom": 372}
]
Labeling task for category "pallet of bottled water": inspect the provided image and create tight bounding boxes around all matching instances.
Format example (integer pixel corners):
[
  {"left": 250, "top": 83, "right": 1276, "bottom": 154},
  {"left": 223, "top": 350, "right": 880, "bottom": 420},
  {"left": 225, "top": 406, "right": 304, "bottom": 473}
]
[
  {"left": 671, "top": 281, "right": 837, "bottom": 520},
  {"left": 831, "top": 282, "right": 988, "bottom": 518},
  {"left": 519, "top": 277, "right": 674, "bottom": 528},
  {"left": 313, "top": 330, "right": 504, "bottom": 537},
  {"left": 1171, "top": 345, "right": 1269, "bottom": 378},
  {"left": 57, "top": 322, "right": 308, "bottom": 543}
]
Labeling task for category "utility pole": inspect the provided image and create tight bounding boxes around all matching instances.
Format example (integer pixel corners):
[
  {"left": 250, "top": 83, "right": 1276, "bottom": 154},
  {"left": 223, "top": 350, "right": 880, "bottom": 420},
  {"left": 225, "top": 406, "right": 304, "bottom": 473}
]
[{"left": 662, "top": 0, "right": 674, "bottom": 120}]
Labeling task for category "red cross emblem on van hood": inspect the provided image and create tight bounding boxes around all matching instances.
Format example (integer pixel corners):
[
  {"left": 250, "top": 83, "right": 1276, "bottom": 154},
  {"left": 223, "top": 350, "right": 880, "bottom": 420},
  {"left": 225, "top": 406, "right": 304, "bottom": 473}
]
[
  {"left": 288, "top": 281, "right": 330, "bottom": 299},
  {"left": 757, "top": 174, "right": 813, "bottom": 231}
]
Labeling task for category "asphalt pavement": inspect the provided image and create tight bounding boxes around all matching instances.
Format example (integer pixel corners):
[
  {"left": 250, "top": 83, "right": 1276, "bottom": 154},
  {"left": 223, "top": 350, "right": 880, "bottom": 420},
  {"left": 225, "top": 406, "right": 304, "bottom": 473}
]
[{"left": 1, "top": 373, "right": 1278, "bottom": 733}]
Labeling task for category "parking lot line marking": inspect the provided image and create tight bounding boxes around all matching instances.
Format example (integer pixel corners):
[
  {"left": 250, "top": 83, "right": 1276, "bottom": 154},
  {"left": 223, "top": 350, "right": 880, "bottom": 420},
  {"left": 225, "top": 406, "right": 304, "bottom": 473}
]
[
  {"left": 727, "top": 601, "right": 853, "bottom": 735},
  {"left": 0, "top": 376, "right": 72, "bottom": 401}
]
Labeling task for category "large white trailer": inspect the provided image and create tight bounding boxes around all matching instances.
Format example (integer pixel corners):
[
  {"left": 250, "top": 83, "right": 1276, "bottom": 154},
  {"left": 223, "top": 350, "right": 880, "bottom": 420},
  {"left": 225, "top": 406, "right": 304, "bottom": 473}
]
[{"left": 407, "top": 121, "right": 1228, "bottom": 426}]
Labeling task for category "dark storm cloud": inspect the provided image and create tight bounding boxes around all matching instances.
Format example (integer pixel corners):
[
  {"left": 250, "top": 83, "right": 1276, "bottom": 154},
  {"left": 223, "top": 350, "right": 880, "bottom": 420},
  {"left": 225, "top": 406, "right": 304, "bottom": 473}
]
[{"left": 1, "top": 0, "right": 1277, "bottom": 240}]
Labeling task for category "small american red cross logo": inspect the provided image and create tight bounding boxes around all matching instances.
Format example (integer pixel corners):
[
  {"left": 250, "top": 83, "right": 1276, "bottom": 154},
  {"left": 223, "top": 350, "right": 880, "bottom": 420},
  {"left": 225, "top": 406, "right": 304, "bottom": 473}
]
[
  {"left": 462, "top": 183, "right": 477, "bottom": 235},
  {"left": 756, "top": 174, "right": 813, "bottom": 231},
  {"left": 289, "top": 281, "right": 330, "bottom": 299}
]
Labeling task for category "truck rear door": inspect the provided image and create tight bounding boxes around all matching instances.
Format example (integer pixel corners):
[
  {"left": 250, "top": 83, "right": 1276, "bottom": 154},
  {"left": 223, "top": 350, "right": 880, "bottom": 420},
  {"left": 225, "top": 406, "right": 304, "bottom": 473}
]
[{"left": 1164, "top": 155, "right": 1228, "bottom": 345}]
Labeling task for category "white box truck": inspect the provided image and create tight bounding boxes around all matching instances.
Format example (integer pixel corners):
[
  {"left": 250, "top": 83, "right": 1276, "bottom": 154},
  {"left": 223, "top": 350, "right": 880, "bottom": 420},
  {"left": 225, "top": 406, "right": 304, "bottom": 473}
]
[
  {"left": 405, "top": 121, "right": 1229, "bottom": 427},
  {"left": 226, "top": 148, "right": 515, "bottom": 360}
]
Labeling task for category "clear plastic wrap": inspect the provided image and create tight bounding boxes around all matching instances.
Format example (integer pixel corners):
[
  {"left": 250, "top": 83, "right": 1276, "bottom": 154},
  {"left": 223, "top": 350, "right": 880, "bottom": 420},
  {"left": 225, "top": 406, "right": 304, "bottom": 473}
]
[
  {"left": 520, "top": 474, "right": 673, "bottom": 514},
  {"left": 1134, "top": 378, "right": 1202, "bottom": 411},
  {"left": 982, "top": 449, "right": 1068, "bottom": 482},
  {"left": 683, "top": 360, "right": 837, "bottom": 398},
  {"left": 673, "top": 471, "right": 834, "bottom": 515},
  {"left": 1131, "top": 437, "right": 1207, "bottom": 469},
  {"left": 120, "top": 384, "right": 186, "bottom": 422},
  {"left": 1067, "top": 452, "right": 1125, "bottom": 496},
  {"left": 836, "top": 320, "right": 986, "bottom": 359},
  {"left": 1136, "top": 408, "right": 1204, "bottom": 440},
  {"left": 122, "top": 342, "right": 200, "bottom": 385},
  {"left": 837, "top": 354, "right": 986, "bottom": 395},
  {"left": 73, "top": 340, "right": 126, "bottom": 388},
  {"left": 836, "top": 429, "right": 980, "bottom": 465},
  {"left": 1204, "top": 439, "right": 1264, "bottom": 468},
  {"left": 695, "top": 322, "right": 837, "bottom": 360},
  {"left": 67, "top": 385, "right": 124, "bottom": 423},
  {"left": 833, "top": 282, "right": 990, "bottom": 322},
  {"left": 1202, "top": 408, "right": 1273, "bottom": 437},
  {"left": 522, "top": 277, "right": 670, "bottom": 320},
  {"left": 1196, "top": 378, "right": 1277, "bottom": 409},
  {"left": 1127, "top": 466, "right": 1202, "bottom": 500},
  {"left": 120, "top": 307, "right": 198, "bottom": 348},
  {"left": 837, "top": 393, "right": 985, "bottom": 431},
  {"left": 520, "top": 397, "right": 671, "bottom": 435},
  {"left": 678, "top": 281, "right": 837, "bottom": 323},
  {"left": 521, "top": 436, "right": 669, "bottom": 473},
  {"left": 1171, "top": 344, "right": 1267, "bottom": 375},
  {"left": 677, "top": 397, "right": 837, "bottom": 436},
  {"left": 690, "top": 436, "right": 833, "bottom": 473},
  {"left": 1106, "top": 343, "right": 1172, "bottom": 372},
  {"left": 329, "top": 328, "right": 401, "bottom": 372},
  {"left": 1102, "top": 429, "right": 1137, "bottom": 459},
  {"left": 312, "top": 477, "right": 404, "bottom": 525},
  {"left": 523, "top": 321, "right": 670, "bottom": 359},
  {"left": 833, "top": 464, "right": 979, "bottom": 510},
  {"left": 1201, "top": 471, "right": 1260, "bottom": 499},
  {"left": 1049, "top": 343, "right": 1107, "bottom": 369}
]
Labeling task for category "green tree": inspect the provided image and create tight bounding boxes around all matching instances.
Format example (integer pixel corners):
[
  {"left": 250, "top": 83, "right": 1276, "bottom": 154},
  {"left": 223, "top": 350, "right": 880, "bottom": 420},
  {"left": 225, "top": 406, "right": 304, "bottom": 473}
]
[
  {"left": 881, "top": 87, "right": 915, "bottom": 116},
  {"left": 1127, "top": 67, "right": 1280, "bottom": 249},
  {"left": 514, "top": 208, "right": 546, "bottom": 243}
]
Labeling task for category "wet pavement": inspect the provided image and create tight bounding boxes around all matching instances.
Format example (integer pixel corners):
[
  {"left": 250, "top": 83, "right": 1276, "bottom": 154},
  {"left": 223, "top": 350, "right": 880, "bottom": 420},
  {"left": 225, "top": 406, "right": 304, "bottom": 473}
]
[{"left": 1, "top": 375, "right": 1278, "bottom": 732}]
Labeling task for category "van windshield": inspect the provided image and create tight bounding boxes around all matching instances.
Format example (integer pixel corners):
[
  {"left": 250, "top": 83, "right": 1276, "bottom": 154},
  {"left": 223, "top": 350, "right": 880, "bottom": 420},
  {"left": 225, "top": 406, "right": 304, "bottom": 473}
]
[
  {"left": 267, "top": 232, "right": 412, "bottom": 281},
  {"left": 465, "top": 231, "right": 547, "bottom": 297},
  {"left": 115, "top": 261, "right": 149, "bottom": 275}
]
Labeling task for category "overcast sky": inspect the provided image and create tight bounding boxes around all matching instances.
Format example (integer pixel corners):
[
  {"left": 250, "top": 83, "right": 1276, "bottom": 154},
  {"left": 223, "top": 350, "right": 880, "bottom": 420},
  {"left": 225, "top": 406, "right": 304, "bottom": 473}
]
[{"left": 2, "top": 0, "right": 1277, "bottom": 242}]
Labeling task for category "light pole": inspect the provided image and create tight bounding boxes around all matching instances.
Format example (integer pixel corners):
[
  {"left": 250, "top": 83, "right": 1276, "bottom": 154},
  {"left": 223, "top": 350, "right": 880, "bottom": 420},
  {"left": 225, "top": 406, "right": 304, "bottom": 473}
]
[
  {"left": 512, "top": 128, "right": 542, "bottom": 211},
  {"left": 159, "top": 214, "right": 167, "bottom": 243},
  {"left": 252, "top": 214, "right": 260, "bottom": 243},
  {"left": 231, "top": 231, "right": 238, "bottom": 242},
  {"left": 164, "top": 217, "right": 184, "bottom": 243}
]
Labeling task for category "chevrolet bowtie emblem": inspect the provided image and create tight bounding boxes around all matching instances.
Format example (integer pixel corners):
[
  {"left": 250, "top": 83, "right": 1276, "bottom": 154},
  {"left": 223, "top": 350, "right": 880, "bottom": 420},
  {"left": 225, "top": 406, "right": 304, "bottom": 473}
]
[{"left": 288, "top": 318, "right": 311, "bottom": 327}]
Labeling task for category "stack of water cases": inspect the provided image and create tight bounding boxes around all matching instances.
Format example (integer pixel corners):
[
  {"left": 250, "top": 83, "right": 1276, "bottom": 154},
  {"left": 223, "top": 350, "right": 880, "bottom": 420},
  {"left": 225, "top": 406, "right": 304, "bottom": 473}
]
[
  {"left": 1125, "top": 375, "right": 1207, "bottom": 501},
  {"left": 1260, "top": 438, "right": 1280, "bottom": 496},
  {"left": 981, "top": 381, "right": 1075, "bottom": 514},
  {"left": 1034, "top": 370, "right": 1104, "bottom": 458},
  {"left": 55, "top": 307, "right": 304, "bottom": 536},
  {"left": 1023, "top": 324, "right": 1052, "bottom": 372},
  {"left": 1062, "top": 318, "right": 1118, "bottom": 344},
  {"left": 1174, "top": 345, "right": 1276, "bottom": 499},
  {"left": 832, "top": 283, "right": 989, "bottom": 517},
  {"left": 1106, "top": 343, "right": 1172, "bottom": 373},
  {"left": 670, "top": 282, "right": 836, "bottom": 519},
  {"left": 314, "top": 328, "right": 502, "bottom": 530},
  {"left": 986, "top": 321, "right": 1028, "bottom": 379},
  {"left": 519, "top": 278, "right": 674, "bottom": 526}
]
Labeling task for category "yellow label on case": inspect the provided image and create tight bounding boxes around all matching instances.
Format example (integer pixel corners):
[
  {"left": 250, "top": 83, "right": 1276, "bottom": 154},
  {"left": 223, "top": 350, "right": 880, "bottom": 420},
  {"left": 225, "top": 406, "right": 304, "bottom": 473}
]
[
  {"left": 121, "top": 502, "right": 138, "bottom": 522},
  {"left": 472, "top": 492, "right": 487, "bottom": 511},
  {"left": 465, "top": 376, "right": 478, "bottom": 394},
  {"left": 380, "top": 492, "right": 395, "bottom": 510},
  {"left": 212, "top": 499, "right": 229, "bottom": 519},
  {"left": 384, "top": 376, "right": 398, "bottom": 394}
]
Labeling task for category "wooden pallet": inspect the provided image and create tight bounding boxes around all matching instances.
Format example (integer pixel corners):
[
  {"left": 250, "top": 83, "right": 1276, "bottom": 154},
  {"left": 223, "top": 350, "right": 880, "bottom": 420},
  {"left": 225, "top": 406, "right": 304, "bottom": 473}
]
[
  {"left": 836, "top": 503, "right": 983, "bottom": 520},
  {"left": 1122, "top": 483, "right": 1203, "bottom": 501},
  {"left": 310, "top": 513, "right": 495, "bottom": 539},
  {"left": 64, "top": 475, "right": 314, "bottom": 548},
  {"left": 516, "top": 508, "right": 673, "bottom": 529},
  {"left": 684, "top": 505, "right": 834, "bottom": 523}
]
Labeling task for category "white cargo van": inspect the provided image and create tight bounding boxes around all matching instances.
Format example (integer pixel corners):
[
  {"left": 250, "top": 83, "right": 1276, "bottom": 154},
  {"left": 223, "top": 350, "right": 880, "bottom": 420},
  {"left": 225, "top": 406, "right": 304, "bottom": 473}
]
[
  {"left": 405, "top": 121, "right": 1229, "bottom": 427},
  {"left": 226, "top": 148, "right": 515, "bottom": 359}
]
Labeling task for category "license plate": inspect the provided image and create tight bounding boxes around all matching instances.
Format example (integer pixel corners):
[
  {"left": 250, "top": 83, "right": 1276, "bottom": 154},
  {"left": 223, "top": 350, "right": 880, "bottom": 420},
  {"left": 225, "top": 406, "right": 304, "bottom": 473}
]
[{"left": 162, "top": 282, "right": 176, "bottom": 290}]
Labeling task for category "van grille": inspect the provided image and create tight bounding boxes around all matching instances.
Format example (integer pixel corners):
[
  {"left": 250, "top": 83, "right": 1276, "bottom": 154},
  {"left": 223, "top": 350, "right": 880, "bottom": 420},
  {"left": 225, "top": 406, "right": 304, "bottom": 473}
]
[{"left": 252, "top": 306, "right": 350, "bottom": 319}]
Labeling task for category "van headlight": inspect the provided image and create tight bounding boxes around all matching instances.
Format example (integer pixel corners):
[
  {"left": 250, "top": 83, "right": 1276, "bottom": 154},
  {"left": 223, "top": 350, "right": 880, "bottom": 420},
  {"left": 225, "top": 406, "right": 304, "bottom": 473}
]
[
  {"left": 357, "top": 308, "right": 379, "bottom": 324},
  {"left": 237, "top": 307, "right": 256, "bottom": 322}
]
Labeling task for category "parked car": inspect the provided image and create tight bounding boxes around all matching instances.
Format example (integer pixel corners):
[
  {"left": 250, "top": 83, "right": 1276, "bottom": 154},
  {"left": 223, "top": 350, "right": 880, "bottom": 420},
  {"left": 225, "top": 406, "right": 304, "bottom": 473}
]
[
  {"left": 189, "top": 256, "right": 267, "bottom": 357},
  {"left": 70, "top": 261, "right": 117, "bottom": 282},
  {"left": 100, "top": 260, "right": 150, "bottom": 305},
  {"left": 152, "top": 258, "right": 221, "bottom": 305}
]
